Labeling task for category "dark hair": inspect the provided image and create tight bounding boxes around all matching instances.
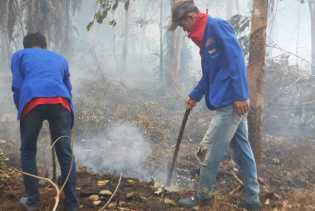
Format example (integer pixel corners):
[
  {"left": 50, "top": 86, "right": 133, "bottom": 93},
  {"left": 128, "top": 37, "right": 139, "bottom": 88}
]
[
  {"left": 173, "top": 4, "right": 199, "bottom": 23},
  {"left": 23, "top": 32, "right": 47, "bottom": 49}
]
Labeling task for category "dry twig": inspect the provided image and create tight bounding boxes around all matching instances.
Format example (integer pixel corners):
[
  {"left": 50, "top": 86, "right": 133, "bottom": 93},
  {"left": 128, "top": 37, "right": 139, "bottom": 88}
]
[
  {"left": 98, "top": 173, "right": 123, "bottom": 211},
  {"left": 229, "top": 184, "right": 242, "bottom": 196},
  {"left": 15, "top": 135, "right": 75, "bottom": 211},
  {"left": 50, "top": 136, "right": 73, "bottom": 192},
  {"left": 15, "top": 169, "right": 60, "bottom": 211},
  {"left": 226, "top": 171, "right": 244, "bottom": 186}
]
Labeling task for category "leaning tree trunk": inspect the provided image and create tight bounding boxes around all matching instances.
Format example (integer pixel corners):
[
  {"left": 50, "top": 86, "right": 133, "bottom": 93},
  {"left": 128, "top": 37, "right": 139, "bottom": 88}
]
[
  {"left": 165, "top": 0, "right": 184, "bottom": 92},
  {"left": 122, "top": 0, "right": 130, "bottom": 72},
  {"left": 308, "top": 1, "right": 315, "bottom": 74},
  {"left": 0, "top": 0, "right": 10, "bottom": 62},
  {"left": 159, "top": 0, "right": 165, "bottom": 83},
  {"left": 247, "top": 0, "right": 268, "bottom": 164},
  {"left": 61, "top": 0, "right": 71, "bottom": 54}
]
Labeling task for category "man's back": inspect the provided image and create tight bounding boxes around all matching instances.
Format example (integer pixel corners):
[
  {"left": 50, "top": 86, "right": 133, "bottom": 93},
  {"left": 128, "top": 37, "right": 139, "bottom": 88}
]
[
  {"left": 12, "top": 48, "right": 67, "bottom": 82},
  {"left": 12, "top": 32, "right": 78, "bottom": 211},
  {"left": 11, "top": 48, "right": 72, "bottom": 118}
]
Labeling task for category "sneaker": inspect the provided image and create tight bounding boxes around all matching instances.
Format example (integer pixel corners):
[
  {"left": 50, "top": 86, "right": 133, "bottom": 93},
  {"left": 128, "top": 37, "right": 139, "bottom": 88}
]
[
  {"left": 239, "top": 200, "right": 262, "bottom": 210},
  {"left": 178, "top": 195, "right": 212, "bottom": 208},
  {"left": 19, "top": 197, "right": 40, "bottom": 211}
]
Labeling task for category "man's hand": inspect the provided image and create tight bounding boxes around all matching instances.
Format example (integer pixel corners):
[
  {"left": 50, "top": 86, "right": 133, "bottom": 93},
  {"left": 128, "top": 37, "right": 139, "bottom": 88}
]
[
  {"left": 185, "top": 97, "right": 197, "bottom": 109},
  {"left": 234, "top": 100, "right": 249, "bottom": 115},
  {"left": 196, "top": 145, "right": 208, "bottom": 162}
]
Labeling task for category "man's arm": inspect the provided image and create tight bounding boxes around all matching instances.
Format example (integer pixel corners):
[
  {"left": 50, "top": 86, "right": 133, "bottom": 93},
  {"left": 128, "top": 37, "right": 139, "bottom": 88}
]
[
  {"left": 212, "top": 19, "right": 249, "bottom": 101},
  {"left": 189, "top": 74, "right": 207, "bottom": 102},
  {"left": 186, "top": 74, "right": 207, "bottom": 109},
  {"left": 11, "top": 53, "right": 23, "bottom": 110},
  {"left": 63, "top": 60, "right": 72, "bottom": 98},
  {"left": 212, "top": 19, "right": 250, "bottom": 114}
]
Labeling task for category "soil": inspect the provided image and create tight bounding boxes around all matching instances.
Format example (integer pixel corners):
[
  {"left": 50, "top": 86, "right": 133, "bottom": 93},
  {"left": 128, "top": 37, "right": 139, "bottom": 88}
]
[
  {"left": 1, "top": 135, "right": 315, "bottom": 211},
  {"left": 1, "top": 81, "right": 315, "bottom": 211}
]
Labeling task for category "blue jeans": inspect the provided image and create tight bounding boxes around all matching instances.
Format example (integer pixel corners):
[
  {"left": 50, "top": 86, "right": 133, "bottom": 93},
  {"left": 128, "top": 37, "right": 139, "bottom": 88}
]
[
  {"left": 197, "top": 105, "right": 260, "bottom": 203},
  {"left": 20, "top": 104, "right": 78, "bottom": 207}
]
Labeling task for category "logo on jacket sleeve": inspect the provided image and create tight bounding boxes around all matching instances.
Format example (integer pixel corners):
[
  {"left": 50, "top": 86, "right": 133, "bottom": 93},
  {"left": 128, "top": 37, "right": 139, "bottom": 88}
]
[{"left": 205, "top": 37, "right": 217, "bottom": 56}]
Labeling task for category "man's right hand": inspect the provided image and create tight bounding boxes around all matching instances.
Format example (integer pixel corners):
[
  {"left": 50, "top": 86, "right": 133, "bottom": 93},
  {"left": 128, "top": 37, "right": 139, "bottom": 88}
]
[{"left": 185, "top": 97, "right": 197, "bottom": 109}]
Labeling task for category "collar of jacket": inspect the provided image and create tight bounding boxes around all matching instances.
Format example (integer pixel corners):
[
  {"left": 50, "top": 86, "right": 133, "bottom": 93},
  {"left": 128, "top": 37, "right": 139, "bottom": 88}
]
[{"left": 188, "top": 12, "right": 209, "bottom": 49}]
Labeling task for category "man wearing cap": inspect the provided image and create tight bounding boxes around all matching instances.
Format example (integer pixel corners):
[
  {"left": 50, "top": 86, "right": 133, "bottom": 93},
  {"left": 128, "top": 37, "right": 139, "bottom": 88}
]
[{"left": 169, "top": 0, "right": 261, "bottom": 209}]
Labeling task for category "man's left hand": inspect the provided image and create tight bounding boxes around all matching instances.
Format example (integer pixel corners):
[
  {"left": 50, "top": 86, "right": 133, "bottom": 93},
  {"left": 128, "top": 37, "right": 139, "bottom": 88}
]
[{"left": 234, "top": 100, "right": 249, "bottom": 115}]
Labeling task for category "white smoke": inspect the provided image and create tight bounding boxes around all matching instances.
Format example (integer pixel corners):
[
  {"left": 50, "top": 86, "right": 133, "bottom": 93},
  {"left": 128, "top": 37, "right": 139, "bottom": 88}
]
[{"left": 74, "top": 122, "right": 152, "bottom": 179}]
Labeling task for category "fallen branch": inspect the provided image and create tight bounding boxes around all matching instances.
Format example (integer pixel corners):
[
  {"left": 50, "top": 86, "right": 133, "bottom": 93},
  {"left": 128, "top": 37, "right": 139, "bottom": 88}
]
[
  {"left": 51, "top": 136, "right": 69, "bottom": 182},
  {"left": 50, "top": 136, "right": 74, "bottom": 192},
  {"left": 14, "top": 136, "right": 75, "bottom": 211},
  {"left": 15, "top": 169, "right": 60, "bottom": 211},
  {"left": 226, "top": 171, "right": 244, "bottom": 186},
  {"left": 229, "top": 184, "right": 242, "bottom": 196},
  {"left": 50, "top": 136, "right": 71, "bottom": 150},
  {"left": 99, "top": 173, "right": 123, "bottom": 211}
]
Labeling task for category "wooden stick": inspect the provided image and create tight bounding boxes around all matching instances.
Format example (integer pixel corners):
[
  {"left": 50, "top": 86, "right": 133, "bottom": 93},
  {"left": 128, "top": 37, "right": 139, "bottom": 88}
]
[
  {"left": 227, "top": 171, "right": 244, "bottom": 186},
  {"left": 98, "top": 173, "right": 123, "bottom": 211},
  {"left": 14, "top": 136, "right": 75, "bottom": 211},
  {"left": 50, "top": 136, "right": 73, "bottom": 192},
  {"left": 51, "top": 136, "right": 70, "bottom": 183},
  {"left": 52, "top": 148, "right": 57, "bottom": 182},
  {"left": 229, "top": 184, "right": 242, "bottom": 195},
  {"left": 50, "top": 136, "right": 71, "bottom": 150},
  {"left": 166, "top": 108, "right": 191, "bottom": 186},
  {"left": 16, "top": 169, "right": 60, "bottom": 211}
]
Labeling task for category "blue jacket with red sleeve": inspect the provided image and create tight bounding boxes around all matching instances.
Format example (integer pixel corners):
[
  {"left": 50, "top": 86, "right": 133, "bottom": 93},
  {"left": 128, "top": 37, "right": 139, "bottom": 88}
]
[{"left": 189, "top": 17, "right": 249, "bottom": 110}]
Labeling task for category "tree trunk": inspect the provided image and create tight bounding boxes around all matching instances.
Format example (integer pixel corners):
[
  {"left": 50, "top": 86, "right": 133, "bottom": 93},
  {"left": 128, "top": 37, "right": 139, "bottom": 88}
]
[
  {"left": 171, "top": 31, "right": 183, "bottom": 87},
  {"left": 308, "top": 1, "right": 315, "bottom": 74},
  {"left": 61, "top": 0, "right": 71, "bottom": 54},
  {"left": 165, "top": 0, "right": 184, "bottom": 91},
  {"left": 247, "top": 0, "right": 268, "bottom": 164},
  {"left": 139, "top": 1, "right": 147, "bottom": 74},
  {"left": 160, "top": 0, "right": 164, "bottom": 83},
  {"left": 0, "top": 0, "right": 10, "bottom": 62},
  {"left": 122, "top": 1, "right": 130, "bottom": 72}
]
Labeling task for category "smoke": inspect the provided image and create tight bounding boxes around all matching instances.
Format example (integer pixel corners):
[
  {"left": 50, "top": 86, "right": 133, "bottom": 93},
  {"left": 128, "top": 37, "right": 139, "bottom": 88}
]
[{"left": 74, "top": 122, "right": 153, "bottom": 179}]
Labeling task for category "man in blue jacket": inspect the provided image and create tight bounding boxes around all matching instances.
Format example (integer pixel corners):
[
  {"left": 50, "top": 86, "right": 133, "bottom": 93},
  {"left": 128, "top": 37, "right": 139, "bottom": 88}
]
[
  {"left": 11, "top": 32, "right": 78, "bottom": 211},
  {"left": 169, "top": 0, "right": 261, "bottom": 209}
]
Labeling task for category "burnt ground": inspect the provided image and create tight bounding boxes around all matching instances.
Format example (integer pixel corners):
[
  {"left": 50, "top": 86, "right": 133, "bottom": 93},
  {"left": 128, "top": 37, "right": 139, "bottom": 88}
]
[
  {"left": 0, "top": 81, "right": 315, "bottom": 211},
  {"left": 1, "top": 135, "right": 315, "bottom": 211}
]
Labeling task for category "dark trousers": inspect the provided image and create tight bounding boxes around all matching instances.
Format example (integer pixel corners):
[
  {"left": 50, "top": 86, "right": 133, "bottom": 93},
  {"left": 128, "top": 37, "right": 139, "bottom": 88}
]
[{"left": 20, "top": 104, "right": 78, "bottom": 207}]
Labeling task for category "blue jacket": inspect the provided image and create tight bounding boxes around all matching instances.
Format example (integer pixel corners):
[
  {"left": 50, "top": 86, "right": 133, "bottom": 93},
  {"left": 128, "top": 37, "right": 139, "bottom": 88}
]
[
  {"left": 189, "top": 17, "right": 249, "bottom": 110},
  {"left": 11, "top": 48, "right": 73, "bottom": 119}
]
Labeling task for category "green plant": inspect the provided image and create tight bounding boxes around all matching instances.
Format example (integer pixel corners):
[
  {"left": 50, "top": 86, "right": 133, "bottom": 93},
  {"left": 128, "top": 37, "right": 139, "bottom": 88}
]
[{"left": 87, "top": 0, "right": 131, "bottom": 31}]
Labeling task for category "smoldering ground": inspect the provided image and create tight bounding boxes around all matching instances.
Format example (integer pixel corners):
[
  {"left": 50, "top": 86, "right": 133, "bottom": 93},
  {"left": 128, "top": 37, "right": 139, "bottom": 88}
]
[{"left": 74, "top": 122, "right": 169, "bottom": 181}]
